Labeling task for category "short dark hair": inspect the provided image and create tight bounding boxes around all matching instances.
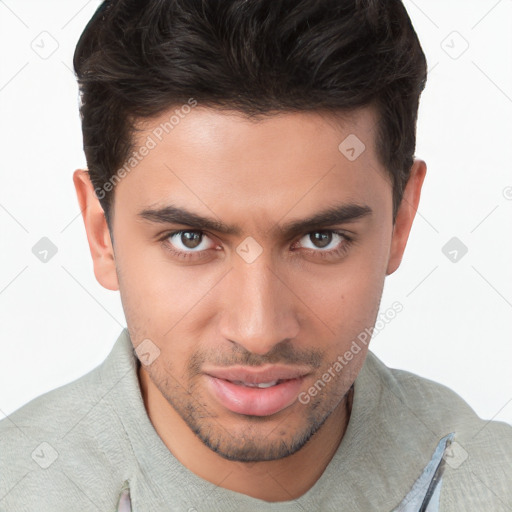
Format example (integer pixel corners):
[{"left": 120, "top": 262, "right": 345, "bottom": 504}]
[{"left": 73, "top": 0, "right": 427, "bottom": 228}]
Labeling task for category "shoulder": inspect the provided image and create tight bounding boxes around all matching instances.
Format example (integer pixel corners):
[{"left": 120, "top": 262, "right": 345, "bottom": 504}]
[
  {"left": 365, "top": 351, "right": 512, "bottom": 510},
  {"left": 0, "top": 336, "right": 134, "bottom": 511},
  {"left": 365, "top": 350, "right": 512, "bottom": 436},
  {"left": 0, "top": 359, "right": 101, "bottom": 452}
]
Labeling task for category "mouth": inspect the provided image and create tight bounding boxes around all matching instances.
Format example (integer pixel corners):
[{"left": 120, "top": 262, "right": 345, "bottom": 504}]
[
  {"left": 229, "top": 379, "right": 283, "bottom": 388},
  {"left": 203, "top": 366, "right": 310, "bottom": 416}
]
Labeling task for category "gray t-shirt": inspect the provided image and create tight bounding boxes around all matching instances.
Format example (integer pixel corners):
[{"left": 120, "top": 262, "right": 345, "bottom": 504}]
[{"left": 1, "top": 329, "right": 511, "bottom": 511}]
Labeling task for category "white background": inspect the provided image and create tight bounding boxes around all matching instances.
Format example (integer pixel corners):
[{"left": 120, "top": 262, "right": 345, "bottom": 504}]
[{"left": 0, "top": 0, "right": 511, "bottom": 426}]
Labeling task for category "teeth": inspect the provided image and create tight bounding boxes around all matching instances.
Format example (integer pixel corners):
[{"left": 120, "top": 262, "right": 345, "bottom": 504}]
[{"left": 233, "top": 380, "right": 279, "bottom": 388}]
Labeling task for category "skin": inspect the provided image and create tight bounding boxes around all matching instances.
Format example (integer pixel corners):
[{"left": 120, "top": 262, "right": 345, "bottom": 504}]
[{"left": 73, "top": 105, "right": 426, "bottom": 501}]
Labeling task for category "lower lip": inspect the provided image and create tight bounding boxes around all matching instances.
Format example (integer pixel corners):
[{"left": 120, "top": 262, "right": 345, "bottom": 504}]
[{"left": 205, "top": 375, "right": 305, "bottom": 416}]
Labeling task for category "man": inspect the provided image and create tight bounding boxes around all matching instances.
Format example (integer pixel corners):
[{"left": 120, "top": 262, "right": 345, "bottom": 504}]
[{"left": 1, "top": 0, "right": 510, "bottom": 510}]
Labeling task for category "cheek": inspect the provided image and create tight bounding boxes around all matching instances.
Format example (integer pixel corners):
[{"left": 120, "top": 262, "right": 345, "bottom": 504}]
[
  {"left": 115, "top": 243, "right": 178, "bottom": 341},
  {"left": 287, "top": 247, "right": 387, "bottom": 368},
  {"left": 116, "top": 234, "right": 190, "bottom": 303},
  {"left": 116, "top": 240, "right": 225, "bottom": 356},
  {"left": 297, "top": 247, "right": 386, "bottom": 322}
]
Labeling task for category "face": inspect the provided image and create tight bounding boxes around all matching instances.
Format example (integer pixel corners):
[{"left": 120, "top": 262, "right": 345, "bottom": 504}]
[{"left": 75, "top": 105, "right": 424, "bottom": 463}]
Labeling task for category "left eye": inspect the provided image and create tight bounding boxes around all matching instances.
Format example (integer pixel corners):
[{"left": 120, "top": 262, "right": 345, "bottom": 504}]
[{"left": 297, "top": 231, "right": 346, "bottom": 251}]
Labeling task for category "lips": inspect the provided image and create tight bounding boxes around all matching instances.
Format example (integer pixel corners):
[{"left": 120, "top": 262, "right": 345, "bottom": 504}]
[
  {"left": 203, "top": 364, "right": 311, "bottom": 384},
  {"left": 203, "top": 364, "right": 311, "bottom": 416}
]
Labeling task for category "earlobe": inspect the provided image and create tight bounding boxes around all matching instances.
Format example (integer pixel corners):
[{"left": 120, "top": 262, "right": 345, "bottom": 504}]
[
  {"left": 72, "top": 169, "right": 119, "bottom": 291},
  {"left": 386, "top": 159, "right": 427, "bottom": 276}
]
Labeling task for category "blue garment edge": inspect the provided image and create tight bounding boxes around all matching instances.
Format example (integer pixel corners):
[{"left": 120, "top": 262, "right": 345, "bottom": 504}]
[{"left": 392, "top": 432, "right": 455, "bottom": 512}]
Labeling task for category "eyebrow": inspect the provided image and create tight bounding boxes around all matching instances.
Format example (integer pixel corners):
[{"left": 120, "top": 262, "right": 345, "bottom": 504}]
[{"left": 138, "top": 202, "right": 372, "bottom": 239}]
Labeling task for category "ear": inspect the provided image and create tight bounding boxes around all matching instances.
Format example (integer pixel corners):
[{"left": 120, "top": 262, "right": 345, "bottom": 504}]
[
  {"left": 73, "top": 169, "right": 119, "bottom": 291},
  {"left": 386, "top": 159, "right": 427, "bottom": 275}
]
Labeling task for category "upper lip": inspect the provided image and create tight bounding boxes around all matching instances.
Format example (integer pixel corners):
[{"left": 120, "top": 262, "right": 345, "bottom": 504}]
[{"left": 203, "top": 365, "right": 311, "bottom": 384}]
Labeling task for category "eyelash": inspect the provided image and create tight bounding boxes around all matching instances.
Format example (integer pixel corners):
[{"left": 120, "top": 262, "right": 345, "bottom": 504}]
[{"left": 158, "top": 229, "right": 354, "bottom": 262}]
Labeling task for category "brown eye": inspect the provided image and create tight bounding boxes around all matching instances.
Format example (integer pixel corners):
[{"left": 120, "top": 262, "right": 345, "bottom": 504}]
[
  {"left": 160, "top": 229, "right": 220, "bottom": 262},
  {"left": 179, "top": 231, "right": 203, "bottom": 249},
  {"left": 299, "top": 231, "right": 345, "bottom": 251},
  {"left": 293, "top": 230, "right": 354, "bottom": 261},
  {"left": 309, "top": 231, "right": 333, "bottom": 249},
  {"left": 167, "top": 230, "right": 214, "bottom": 252}
]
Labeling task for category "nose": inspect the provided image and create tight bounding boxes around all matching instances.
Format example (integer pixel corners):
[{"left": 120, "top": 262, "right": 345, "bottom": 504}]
[{"left": 218, "top": 253, "right": 300, "bottom": 356}]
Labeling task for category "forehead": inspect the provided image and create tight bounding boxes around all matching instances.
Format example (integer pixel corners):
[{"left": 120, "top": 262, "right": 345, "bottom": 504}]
[
  {"left": 134, "top": 105, "right": 379, "bottom": 162},
  {"left": 114, "top": 105, "right": 391, "bottom": 233}
]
